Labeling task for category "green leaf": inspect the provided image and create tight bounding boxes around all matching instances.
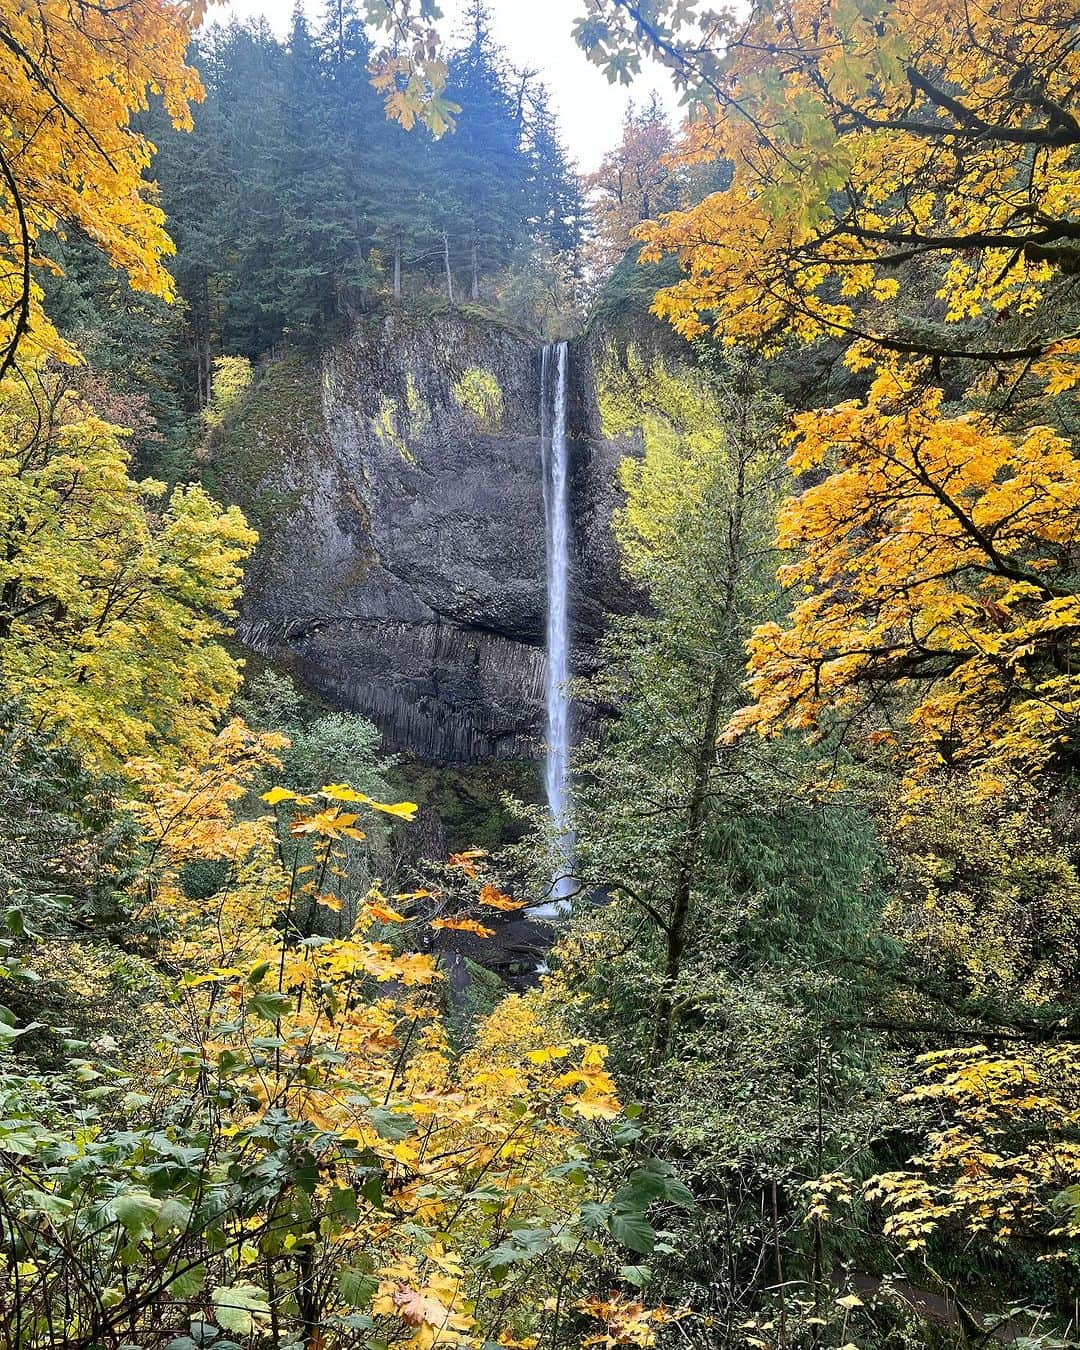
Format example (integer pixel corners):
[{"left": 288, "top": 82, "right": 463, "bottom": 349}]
[
  {"left": 619, "top": 1265, "right": 652, "bottom": 1288},
  {"left": 615, "top": 1161, "right": 695, "bottom": 1211},
  {"left": 338, "top": 1268, "right": 378, "bottom": 1308},
  {"left": 25, "top": 1189, "right": 72, "bottom": 1222},
  {"left": 608, "top": 1211, "right": 655, "bottom": 1254},
  {"left": 246, "top": 991, "right": 293, "bottom": 1022},
  {"left": 477, "top": 1226, "right": 551, "bottom": 1270},
  {"left": 154, "top": 1198, "right": 192, "bottom": 1236},
  {"left": 0, "top": 1018, "right": 43, "bottom": 1042},
  {"left": 168, "top": 1265, "right": 206, "bottom": 1299},
  {"left": 111, "top": 1191, "right": 160, "bottom": 1236},
  {"left": 579, "top": 1200, "right": 608, "bottom": 1231},
  {"left": 327, "top": 1185, "right": 358, "bottom": 1221},
  {"left": 368, "top": 1106, "right": 416, "bottom": 1141},
  {"left": 212, "top": 1285, "right": 270, "bottom": 1336},
  {"left": 609, "top": 1118, "right": 641, "bottom": 1145}
]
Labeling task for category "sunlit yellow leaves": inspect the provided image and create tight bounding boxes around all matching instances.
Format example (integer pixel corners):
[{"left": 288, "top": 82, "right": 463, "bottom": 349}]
[
  {"left": 633, "top": 0, "right": 1079, "bottom": 370},
  {"left": 568, "top": 1095, "right": 623, "bottom": 1122},
  {"left": 372, "top": 1265, "right": 475, "bottom": 1346},
  {"left": 290, "top": 810, "right": 364, "bottom": 840},
  {"left": 577, "top": 1294, "right": 686, "bottom": 1348},
  {"left": 496, "top": 1333, "right": 538, "bottom": 1350},
  {"left": 365, "top": 896, "right": 408, "bottom": 924},
  {"left": 818, "top": 1044, "right": 1080, "bottom": 1254},
  {"left": 363, "top": 4, "right": 457, "bottom": 137},
  {"left": 0, "top": 0, "right": 203, "bottom": 376},
  {"left": 552, "top": 1044, "right": 623, "bottom": 1120},
  {"left": 320, "top": 783, "right": 367, "bottom": 800},
  {"left": 262, "top": 786, "right": 307, "bottom": 805},
  {"left": 0, "top": 368, "right": 256, "bottom": 768},
  {"left": 369, "top": 799, "right": 419, "bottom": 820},
  {"left": 448, "top": 850, "right": 486, "bottom": 878},
  {"left": 526, "top": 1046, "right": 571, "bottom": 1065},
  {"left": 1031, "top": 339, "right": 1080, "bottom": 396},
  {"left": 728, "top": 372, "right": 1080, "bottom": 794},
  {"left": 320, "top": 783, "right": 418, "bottom": 818}
]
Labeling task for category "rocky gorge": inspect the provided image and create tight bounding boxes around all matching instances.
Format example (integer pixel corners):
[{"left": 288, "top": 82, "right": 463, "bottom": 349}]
[{"left": 209, "top": 312, "right": 640, "bottom": 766}]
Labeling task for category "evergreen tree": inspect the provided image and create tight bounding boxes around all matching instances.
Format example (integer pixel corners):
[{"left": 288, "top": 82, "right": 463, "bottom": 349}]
[
  {"left": 440, "top": 2, "right": 531, "bottom": 300},
  {"left": 524, "top": 84, "right": 584, "bottom": 255},
  {"left": 131, "top": 1, "right": 583, "bottom": 403}
]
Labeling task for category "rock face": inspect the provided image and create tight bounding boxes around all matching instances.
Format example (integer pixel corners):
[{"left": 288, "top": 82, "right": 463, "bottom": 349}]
[{"left": 225, "top": 312, "right": 636, "bottom": 762}]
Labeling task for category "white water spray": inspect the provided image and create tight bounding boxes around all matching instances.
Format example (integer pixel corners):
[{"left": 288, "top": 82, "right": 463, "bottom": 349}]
[{"left": 536, "top": 341, "right": 576, "bottom": 912}]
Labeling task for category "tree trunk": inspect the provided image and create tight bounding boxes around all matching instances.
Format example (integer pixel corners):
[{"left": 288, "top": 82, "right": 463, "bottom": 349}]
[
  {"left": 443, "top": 231, "right": 454, "bottom": 304},
  {"left": 192, "top": 268, "right": 212, "bottom": 408},
  {"left": 649, "top": 662, "right": 727, "bottom": 1066},
  {"left": 471, "top": 237, "right": 479, "bottom": 301},
  {"left": 393, "top": 239, "right": 402, "bottom": 302}
]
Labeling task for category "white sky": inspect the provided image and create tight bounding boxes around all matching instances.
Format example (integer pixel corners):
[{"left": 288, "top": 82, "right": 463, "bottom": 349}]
[{"left": 209, "top": 0, "right": 683, "bottom": 172}]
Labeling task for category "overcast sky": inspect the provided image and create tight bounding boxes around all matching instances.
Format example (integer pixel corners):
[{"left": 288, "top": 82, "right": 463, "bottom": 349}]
[{"left": 210, "top": 0, "right": 683, "bottom": 172}]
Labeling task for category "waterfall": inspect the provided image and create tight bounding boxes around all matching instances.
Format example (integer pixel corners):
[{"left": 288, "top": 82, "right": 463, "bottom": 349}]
[{"left": 535, "top": 341, "right": 576, "bottom": 913}]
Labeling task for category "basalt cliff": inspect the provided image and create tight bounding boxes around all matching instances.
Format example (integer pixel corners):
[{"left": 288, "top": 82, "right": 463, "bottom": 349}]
[{"left": 205, "top": 313, "right": 638, "bottom": 762}]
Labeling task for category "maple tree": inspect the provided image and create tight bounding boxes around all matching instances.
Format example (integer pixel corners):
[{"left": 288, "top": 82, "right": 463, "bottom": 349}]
[
  {"left": 807, "top": 1042, "right": 1080, "bottom": 1258},
  {"left": 2, "top": 0, "right": 1077, "bottom": 1340},
  {"left": 567, "top": 0, "right": 1080, "bottom": 1332},
  {"left": 577, "top": 0, "right": 1080, "bottom": 790},
  {"left": 579, "top": 0, "right": 1079, "bottom": 370},
  {"left": 0, "top": 0, "right": 204, "bottom": 380},
  {"left": 585, "top": 96, "right": 680, "bottom": 273},
  {"left": 0, "top": 365, "right": 256, "bottom": 768},
  {"left": 1, "top": 731, "right": 680, "bottom": 1350},
  {"left": 362, "top": 0, "right": 460, "bottom": 136},
  {"left": 726, "top": 368, "right": 1080, "bottom": 792}
]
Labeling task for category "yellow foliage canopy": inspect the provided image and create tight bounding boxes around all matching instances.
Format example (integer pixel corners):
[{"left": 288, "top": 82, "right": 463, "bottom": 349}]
[
  {"left": 810, "top": 1044, "right": 1080, "bottom": 1254},
  {"left": 0, "top": 0, "right": 203, "bottom": 377},
  {"left": 727, "top": 371, "right": 1080, "bottom": 789},
  {"left": 636, "top": 0, "right": 1079, "bottom": 376},
  {"left": 128, "top": 740, "right": 630, "bottom": 1348},
  {"left": 0, "top": 367, "right": 256, "bottom": 766}
]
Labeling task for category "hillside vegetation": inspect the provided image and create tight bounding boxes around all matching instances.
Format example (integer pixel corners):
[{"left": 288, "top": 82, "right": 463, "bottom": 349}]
[{"left": 0, "top": 1, "right": 1077, "bottom": 1348}]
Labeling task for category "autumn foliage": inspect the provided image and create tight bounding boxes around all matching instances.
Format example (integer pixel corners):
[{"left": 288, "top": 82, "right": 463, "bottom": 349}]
[
  {"left": 0, "top": 0, "right": 203, "bottom": 378},
  {"left": 727, "top": 369, "right": 1080, "bottom": 792},
  {"left": 631, "top": 0, "right": 1079, "bottom": 371},
  {"left": 0, "top": 0, "right": 1077, "bottom": 1343}
]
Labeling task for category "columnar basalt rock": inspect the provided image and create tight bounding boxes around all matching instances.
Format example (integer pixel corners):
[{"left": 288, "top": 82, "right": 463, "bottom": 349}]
[{"left": 227, "top": 313, "right": 636, "bottom": 762}]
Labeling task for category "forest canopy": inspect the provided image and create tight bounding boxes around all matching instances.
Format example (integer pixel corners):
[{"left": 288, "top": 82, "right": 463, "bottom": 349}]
[{"left": 0, "top": 0, "right": 1078, "bottom": 1348}]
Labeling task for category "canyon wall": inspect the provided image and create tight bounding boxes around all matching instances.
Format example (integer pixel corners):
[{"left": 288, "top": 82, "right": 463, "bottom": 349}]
[{"left": 207, "top": 312, "right": 638, "bottom": 760}]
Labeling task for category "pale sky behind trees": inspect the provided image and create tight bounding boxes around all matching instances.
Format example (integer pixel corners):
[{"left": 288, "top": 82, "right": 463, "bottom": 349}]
[{"left": 214, "top": 0, "right": 682, "bottom": 170}]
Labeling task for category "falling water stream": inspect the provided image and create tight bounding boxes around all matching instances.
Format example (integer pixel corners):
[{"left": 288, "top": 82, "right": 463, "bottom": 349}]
[{"left": 533, "top": 341, "right": 576, "bottom": 917}]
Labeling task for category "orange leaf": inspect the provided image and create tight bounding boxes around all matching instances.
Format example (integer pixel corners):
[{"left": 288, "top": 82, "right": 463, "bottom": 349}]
[
  {"left": 479, "top": 883, "right": 525, "bottom": 911},
  {"left": 431, "top": 917, "right": 496, "bottom": 938}
]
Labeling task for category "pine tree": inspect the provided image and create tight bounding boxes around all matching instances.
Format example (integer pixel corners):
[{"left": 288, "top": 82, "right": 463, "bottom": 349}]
[
  {"left": 441, "top": 2, "right": 531, "bottom": 300},
  {"left": 525, "top": 83, "right": 584, "bottom": 255}
]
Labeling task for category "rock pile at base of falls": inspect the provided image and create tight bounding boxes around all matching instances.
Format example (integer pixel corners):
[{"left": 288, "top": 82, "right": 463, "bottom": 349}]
[{"left": 213, "top": 312, "right": 638, "bottom": 763}]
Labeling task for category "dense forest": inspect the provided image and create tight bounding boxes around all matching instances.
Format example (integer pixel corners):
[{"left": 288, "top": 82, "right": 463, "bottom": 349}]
[{"left": 0, "top": 1, "right": 1078, "bottom": 1349}]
